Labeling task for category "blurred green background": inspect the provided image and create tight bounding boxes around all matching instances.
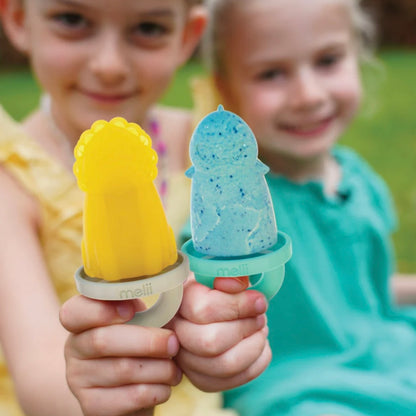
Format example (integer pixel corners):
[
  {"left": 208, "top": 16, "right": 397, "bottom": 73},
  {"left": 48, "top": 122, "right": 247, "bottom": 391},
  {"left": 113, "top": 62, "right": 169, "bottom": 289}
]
[{"left": 0, "top": 50, "right": 415, "bottom": 272}]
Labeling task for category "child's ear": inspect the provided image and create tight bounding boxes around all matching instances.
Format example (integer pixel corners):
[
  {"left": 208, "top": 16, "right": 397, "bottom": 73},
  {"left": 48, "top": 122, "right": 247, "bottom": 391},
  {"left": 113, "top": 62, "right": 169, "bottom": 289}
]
[
  {"left": 1, "top": 0, "right": 30, "bottom": 55},
  {"left": 177, "top": 5, "right": 207, "bottom": 66}
]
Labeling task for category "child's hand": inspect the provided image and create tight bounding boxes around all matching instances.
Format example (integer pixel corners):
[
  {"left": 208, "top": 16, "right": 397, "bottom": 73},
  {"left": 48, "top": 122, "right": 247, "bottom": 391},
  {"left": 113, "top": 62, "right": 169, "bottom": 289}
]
[
  {"left": 60, "top": 296, "right": 182, "bottom": 416},
  {"left": 169, "top": 276, "right": 271, "bottom": 392}
]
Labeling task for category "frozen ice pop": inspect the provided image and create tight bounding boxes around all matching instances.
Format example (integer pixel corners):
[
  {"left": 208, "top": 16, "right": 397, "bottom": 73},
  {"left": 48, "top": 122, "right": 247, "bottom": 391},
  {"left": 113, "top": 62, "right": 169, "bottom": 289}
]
[
  {"left": 73, "top": 117, "right": 177, "bottom": 281},
  {"left": 186, "top": 105, "right": 277, "bottom": 257},
  {"left": 182, "top": 106, "right": 291, "bottom": 300}
]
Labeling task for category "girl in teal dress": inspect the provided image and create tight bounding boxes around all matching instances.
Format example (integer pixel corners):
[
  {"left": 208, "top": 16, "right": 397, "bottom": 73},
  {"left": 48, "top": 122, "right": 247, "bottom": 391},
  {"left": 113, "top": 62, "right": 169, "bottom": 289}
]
[{"left": 193, "top": 0, "right": 416, "bottom": 414}]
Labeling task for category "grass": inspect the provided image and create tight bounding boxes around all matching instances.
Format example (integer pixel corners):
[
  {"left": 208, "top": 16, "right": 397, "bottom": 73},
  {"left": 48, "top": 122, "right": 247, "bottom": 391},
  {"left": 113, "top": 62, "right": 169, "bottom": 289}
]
[
  {"left": 340, "top": 50, "right": 416, "bottom": 273},
  {"left": 1, "top": 50, "right": 415, "bottom": 272}
]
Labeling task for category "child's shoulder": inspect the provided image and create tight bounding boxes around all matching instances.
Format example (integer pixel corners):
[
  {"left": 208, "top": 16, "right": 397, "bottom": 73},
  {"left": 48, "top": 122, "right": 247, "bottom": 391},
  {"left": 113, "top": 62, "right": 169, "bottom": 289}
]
[
  {"left": 334, "top": 145, "right": 385, "bottom": 186},
  {"left": 0, "top": 106, "right": 44, "bottom": 228},
  {"left": 335, "top": 145, "right": 396, "bottom": 229},
  {"left": 0, "top": 105, "right": 22, "bottom": 142},
  {"left": 0, "top": 166, "right": 40, "bottom": 231},
  {"left": 334, "top": 145, "right": 371, "bottom": 170}
]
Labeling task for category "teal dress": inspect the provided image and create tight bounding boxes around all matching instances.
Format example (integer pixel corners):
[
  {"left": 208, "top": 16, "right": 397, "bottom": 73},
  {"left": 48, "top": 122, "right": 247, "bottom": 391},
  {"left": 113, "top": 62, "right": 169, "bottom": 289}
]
[{"left": 222, "top": 147, "right": 416, "bottom": 416}]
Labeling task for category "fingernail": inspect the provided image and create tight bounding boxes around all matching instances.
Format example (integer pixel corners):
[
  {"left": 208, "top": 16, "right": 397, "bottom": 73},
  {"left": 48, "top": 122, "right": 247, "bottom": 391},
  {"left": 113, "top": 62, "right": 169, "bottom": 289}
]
[
  {"left": 167, "top": 335, "right": 179, "bottom": 357},
  {"left": 116, "top": 303, "right": 133, "bottom": 320},
  {"left": 254, "top": 296, "right": 267, "bottom": 314},
  {"left": 235, "top": 276, "right": 250, "bottom": 289},
  {"left": 228, "top": 277, "right": 249, "bottom": 291}
]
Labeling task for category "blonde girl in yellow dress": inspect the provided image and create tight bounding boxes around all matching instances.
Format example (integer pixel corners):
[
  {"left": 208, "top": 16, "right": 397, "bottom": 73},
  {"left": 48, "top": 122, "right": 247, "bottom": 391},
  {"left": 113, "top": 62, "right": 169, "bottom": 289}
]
[{"left": 0, "top": 0, "right": 270, "bottom": 415}]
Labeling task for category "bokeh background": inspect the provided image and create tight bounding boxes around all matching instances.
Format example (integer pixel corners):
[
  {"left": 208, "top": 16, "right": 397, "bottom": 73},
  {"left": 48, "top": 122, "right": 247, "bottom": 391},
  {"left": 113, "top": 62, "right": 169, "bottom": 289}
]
[{"left": 1, "top": 0, "right": 415, "bottom": 272}]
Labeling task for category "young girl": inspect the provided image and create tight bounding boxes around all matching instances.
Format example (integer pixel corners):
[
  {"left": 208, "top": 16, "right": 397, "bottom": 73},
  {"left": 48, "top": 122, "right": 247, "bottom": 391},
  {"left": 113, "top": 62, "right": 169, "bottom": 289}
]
[
  {"left": 187, "top": 0, "right": 416, "bottom": 415},
  {"left": 0, "top": 0, "right": 270, "bottom": 415}
]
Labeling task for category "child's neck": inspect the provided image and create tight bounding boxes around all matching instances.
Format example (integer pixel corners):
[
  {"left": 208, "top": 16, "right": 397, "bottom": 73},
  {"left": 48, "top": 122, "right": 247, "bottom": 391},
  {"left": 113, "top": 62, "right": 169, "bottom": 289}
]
[
  {"left": 261, "top": 149, "right": 341, "bottom": 195},
  {"left": 25, "top": 95, "right": 153, "bottom": 174},
  {"left": 22, "top": 96, "right": 80, "bottom": 173}
]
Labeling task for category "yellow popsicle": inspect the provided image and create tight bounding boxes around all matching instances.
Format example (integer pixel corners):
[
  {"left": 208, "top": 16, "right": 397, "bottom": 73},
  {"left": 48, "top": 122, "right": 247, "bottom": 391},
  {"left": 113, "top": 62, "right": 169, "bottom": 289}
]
[{"left": 73, "top": 117, "right": 177, "bottom": 281}]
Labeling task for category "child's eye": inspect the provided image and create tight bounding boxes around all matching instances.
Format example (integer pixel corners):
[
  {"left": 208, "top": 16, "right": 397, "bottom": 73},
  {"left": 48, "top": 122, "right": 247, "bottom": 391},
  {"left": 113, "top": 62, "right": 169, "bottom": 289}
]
[
  {"left": 316, "top": 53, "right": 342, "bottom": 69},
  {"left": 53, "top": 12, "right": 87, "bottom": 29},
  {"left": 130, "top": 20, "right": 172, "bottom": 48},
  {"left": 136, "top": 21, "right": 168, "bottom": 37},
  {"left": 258, "top": 68, "right": 285, "bottom": 81}
]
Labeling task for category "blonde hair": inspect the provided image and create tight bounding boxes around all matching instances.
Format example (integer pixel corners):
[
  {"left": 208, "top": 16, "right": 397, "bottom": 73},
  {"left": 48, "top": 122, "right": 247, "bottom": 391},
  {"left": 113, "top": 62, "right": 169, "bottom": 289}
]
[{"left": 202, "top": 0, "right": 377, "bottom": 74}]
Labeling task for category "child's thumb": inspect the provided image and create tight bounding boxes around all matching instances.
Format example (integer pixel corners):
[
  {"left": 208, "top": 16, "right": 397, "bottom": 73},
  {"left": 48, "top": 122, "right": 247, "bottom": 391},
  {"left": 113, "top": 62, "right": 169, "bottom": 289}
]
[{"left": 60, "top": 296, "right": 138, "bottom": 334}]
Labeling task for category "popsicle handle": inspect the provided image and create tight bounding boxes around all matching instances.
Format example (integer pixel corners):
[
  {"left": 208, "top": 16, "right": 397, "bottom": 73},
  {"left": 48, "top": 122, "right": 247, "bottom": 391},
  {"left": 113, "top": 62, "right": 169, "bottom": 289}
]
[
  {"left": 248, "top": 268, "right": 285, "bottom": 299},
  {"left": 126, "top": 285, "right": 184, "bottom": 327},
  {"left": 182, "top": 231, "right": 292, "bottom": 301},
  {"left": 74, "top": 252, "right": 189, "bottom": 327}
]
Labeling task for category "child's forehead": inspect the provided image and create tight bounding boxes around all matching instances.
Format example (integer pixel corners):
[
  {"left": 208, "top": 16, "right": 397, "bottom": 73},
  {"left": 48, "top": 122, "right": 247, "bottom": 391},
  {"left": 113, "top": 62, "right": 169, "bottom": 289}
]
[
  {"left": 219, "top": 0, "right": 355, "bottom": 69},
  {"left": 34, "top": 0, "right": 188, "bottom": 12},
  {"left": 233, "top": 0, "right": 348, "bottom": 19},
  {"left": 225, "top": 0, "right": 352, "bottom": 41}
]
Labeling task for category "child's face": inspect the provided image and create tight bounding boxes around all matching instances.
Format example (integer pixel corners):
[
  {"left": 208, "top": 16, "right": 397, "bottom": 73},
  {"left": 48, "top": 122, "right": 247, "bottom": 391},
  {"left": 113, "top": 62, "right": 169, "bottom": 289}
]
[
  {"left": 216, "top": 0, "right": 362, "bottom": 165},
  {"left": 8, "top": 0, "right": 199, "bottom": 135}
]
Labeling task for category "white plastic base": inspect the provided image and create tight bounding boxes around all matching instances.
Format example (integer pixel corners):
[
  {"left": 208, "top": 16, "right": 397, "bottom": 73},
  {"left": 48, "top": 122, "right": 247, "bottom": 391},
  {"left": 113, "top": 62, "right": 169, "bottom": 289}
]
[{"left": 75, "top": 252, "right": 189, "bottom": 327}]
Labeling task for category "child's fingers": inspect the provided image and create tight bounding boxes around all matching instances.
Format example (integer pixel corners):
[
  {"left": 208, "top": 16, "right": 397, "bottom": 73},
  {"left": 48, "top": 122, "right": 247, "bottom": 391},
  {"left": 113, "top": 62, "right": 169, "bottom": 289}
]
[
  {"left": 60, "top": 295, "right": 141, "bottom": 333},
  {"left": 180, "top": 279, "right": 267, "bottom": 324},
  {"left": 66, "top": 325, "right": 179, "bottom": 360},
  {"left": 172, "top": 314, "right": 266, "bottom": 356},
  {"left": 181, "top": 336, "right": 271, "bottom": 392},
  {"left": 213, "top": 276, "right": 250, "bottom": 293},
  {"left": 77, "top": 384, "right": 172, "bottom": 416},
  {"left": 68, "top": 357, "right": 182, "bottom": 388},
  {"left": 176, "top": 326, "right": 269, "bottom": 378}
]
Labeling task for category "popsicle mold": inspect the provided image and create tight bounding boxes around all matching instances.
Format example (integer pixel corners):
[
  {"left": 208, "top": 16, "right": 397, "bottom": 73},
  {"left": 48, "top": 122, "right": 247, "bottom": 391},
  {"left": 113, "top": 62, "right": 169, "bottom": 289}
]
[
  {"left": 73, "top": 117, "right": 188, "bottom": 327},
  {"left": 186, "top": 105, "right": 277, "bottom": 257},
  {"left": 182, "top": 231, "right": 291, "bottom": 300},
  {"left": 182, "top": 106, "right": 291, "bottom": 300},
  {"left": 74, "top": 117, "right": 177, "bottom": 281}
]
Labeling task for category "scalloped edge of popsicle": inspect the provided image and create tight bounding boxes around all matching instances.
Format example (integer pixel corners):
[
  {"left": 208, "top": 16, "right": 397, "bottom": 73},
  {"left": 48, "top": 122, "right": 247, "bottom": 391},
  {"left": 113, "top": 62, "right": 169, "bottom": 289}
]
[{"left": 73, "top": 117, "right": 158, "bottom": 190}]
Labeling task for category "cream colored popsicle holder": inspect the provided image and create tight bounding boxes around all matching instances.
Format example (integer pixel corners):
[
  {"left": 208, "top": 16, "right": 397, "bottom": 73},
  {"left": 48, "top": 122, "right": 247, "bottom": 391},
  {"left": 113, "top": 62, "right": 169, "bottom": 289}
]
[{"left": 75, "top": 252, "right": 189, "bottom": 328}]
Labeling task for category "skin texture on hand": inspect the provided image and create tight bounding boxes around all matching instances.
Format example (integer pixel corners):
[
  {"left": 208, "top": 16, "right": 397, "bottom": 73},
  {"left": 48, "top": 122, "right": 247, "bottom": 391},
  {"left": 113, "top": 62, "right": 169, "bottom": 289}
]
[
  {"left": 60, "top": 275, "right": 271, "bottom": 415},
  {"left": 60, "top": 296, "right": 182, "bottom": 416},
  {"left": 169, "top": 275, "right": 271, "bottom": 392}
]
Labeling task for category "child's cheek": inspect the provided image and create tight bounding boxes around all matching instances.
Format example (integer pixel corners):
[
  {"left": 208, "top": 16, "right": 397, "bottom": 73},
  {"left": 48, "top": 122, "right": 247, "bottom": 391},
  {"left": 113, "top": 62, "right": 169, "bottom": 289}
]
[
  {"left": 31, "top": 40, "right": 83, "bottom": 88},
  {"left": 341, "top": 76, "right": 363, "bottom": 121},
  {"left": 330, "top": 61, "right": 363, "bottom": 121}
]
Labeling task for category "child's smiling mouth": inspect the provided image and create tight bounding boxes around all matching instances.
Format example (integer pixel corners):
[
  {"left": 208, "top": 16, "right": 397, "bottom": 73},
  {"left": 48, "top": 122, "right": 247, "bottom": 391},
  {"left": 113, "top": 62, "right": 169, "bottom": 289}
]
[
  {"left": 279, "top": 116, "right": 334, "bottom": 138},
  {"left": 78, "top": 89, "right": 138, "bottom": 104}
]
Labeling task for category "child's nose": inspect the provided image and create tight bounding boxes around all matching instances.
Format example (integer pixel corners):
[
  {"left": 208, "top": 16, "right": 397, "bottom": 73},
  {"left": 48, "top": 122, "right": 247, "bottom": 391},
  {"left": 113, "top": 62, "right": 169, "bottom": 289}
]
[
  {"left": 289, "top": 68, "right": 326, "bottom": 111},
  {"left": 89, "top": 33, "right": 129, "bottom": 85}
]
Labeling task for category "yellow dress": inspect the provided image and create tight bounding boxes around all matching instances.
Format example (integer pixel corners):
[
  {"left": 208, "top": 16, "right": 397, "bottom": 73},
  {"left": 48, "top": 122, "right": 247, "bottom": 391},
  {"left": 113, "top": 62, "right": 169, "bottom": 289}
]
[{"left": 0, "top": 106, "right": 236, "bottom": 416}]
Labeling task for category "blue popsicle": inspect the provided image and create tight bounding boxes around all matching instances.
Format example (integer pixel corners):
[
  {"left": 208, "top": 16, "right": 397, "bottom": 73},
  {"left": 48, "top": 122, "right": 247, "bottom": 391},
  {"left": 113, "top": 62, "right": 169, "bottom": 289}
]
[{"left": 186, "top": 105, "right": 277, "bottom": 257}]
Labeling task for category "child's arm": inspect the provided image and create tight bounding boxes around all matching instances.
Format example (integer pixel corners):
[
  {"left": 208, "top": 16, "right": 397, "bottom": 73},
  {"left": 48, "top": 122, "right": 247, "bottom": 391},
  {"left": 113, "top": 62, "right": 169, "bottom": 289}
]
[
  {"left": 170, "top": 276, "right": 271, "bottom": 392},
  {"left": 60, "top": 296, "right": 182, "bottom": 416},
  {"left": 392, "top": 274, "right": 416, "bottom": 305},
  {"left": 0, "top": 169, "right": 82, "bottom": 415}
]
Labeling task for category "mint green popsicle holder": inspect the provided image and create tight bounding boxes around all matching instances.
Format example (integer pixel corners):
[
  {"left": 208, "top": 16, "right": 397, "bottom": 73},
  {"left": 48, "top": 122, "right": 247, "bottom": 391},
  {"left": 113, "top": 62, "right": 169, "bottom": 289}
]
[{"left": 182, "top": 231, "right": 291, "bottom": 300}]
